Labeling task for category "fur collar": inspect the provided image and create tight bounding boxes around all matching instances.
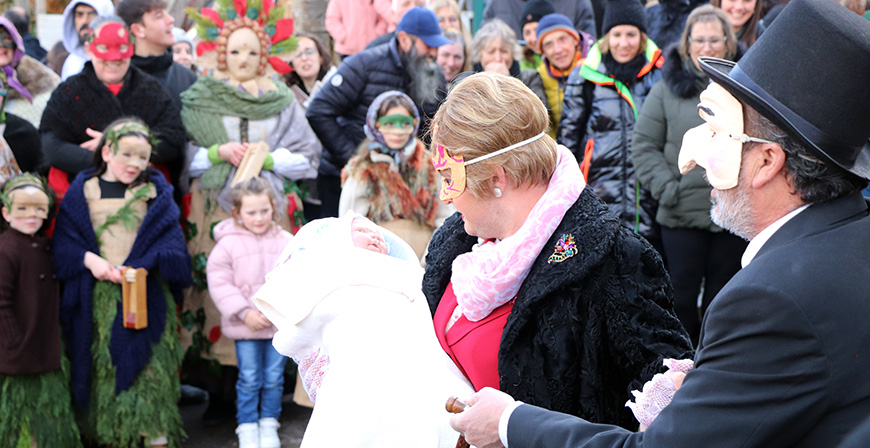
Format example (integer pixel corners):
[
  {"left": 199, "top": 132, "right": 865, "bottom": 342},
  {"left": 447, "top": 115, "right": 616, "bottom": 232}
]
[
  {"left": 661, "top": 45, "right": 707, "bottom": 99},
  {"left": 9, "top": 55, "right": 60, "bottom": 99}
]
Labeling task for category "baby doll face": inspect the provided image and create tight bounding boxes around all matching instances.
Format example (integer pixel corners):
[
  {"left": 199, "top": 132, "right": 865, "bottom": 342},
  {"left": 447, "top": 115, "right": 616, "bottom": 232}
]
[
  {"left": 236, "top": 193, "right": 273, "bottom": 235},
  {"left": 101, "top": 135, "right": 151, "bottom": 184},
  {"left": 376, "top": 106, "right": 416, "bottom": 151},
  {"left": 2, "top": 186, "right": 48, "bottom": 235},
  {"left": 351, "top": 218, "right": 388, "bottom": 254}
]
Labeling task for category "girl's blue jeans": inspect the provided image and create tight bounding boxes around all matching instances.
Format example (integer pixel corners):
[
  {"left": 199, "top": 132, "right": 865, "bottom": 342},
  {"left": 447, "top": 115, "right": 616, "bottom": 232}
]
[{"left": 235, "top": 339, "right": 288, "bottom": 424}]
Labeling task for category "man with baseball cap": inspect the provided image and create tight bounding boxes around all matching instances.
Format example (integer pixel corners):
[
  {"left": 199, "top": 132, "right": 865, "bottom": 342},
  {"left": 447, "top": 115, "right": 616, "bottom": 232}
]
[
  {"left": 307, "top": 7, "right": 449, "bottom": 218},
  {"left": 533, "top": 13, "right": 592, "bottom": 138},
  {"left": 447, "top": 0, "right": 870, "bottom": 446}
]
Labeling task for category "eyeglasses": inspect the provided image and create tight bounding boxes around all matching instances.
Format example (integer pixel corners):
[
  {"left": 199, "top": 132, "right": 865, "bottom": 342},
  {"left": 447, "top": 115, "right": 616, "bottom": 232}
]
[
  {"left": 291, "top": 48, "right": 317, "bottom": 61},
  {"left": 689, "top": 36, "right": 727, "bottom": 47}
]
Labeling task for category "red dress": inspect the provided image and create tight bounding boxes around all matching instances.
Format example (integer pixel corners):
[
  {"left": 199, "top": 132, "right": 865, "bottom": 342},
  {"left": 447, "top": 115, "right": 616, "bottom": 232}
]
[{"left": 433, "top": 282, "right": 514, "bottom": 391}]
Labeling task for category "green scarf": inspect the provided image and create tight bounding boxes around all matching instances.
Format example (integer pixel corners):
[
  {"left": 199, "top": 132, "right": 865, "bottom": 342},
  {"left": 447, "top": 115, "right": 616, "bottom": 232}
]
[{"left": 180, "top": 76, "right": 295, "bottom": 190}]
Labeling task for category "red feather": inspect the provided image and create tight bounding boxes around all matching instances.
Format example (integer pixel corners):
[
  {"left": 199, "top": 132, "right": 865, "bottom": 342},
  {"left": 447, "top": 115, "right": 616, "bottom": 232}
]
[
  {"left": 196, "top": 41, "right": 217, "bottom": 57},
  {"left": 262, "top": 0, "right": 274, "bottom": 14},
  {"left": 270, "top": 18, "right": 294, "bottom": 43},
  {"left": 269, "top": 56, "right": 293, "bottom": 74},
  {"left": 200, "top": 8, "right": 224, "bottom": 27},
  {"left": 233, "top": 0, "right": 247, "bottom": 18}
]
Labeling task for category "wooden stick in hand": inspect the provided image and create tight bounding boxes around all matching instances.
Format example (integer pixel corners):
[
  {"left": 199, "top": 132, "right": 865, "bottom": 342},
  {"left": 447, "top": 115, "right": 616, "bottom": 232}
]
[{"left": 446, "top": 396, "right": 471, "bottom": 448}]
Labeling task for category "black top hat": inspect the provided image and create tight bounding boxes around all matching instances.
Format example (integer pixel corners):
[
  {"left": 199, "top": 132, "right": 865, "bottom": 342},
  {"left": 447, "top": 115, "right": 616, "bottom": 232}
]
[{"left": 699, "top": 0, "right": 870, "bottom": 179}]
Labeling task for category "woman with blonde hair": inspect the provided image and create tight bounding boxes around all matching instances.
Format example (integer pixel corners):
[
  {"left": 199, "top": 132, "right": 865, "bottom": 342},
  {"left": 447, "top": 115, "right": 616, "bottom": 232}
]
[
  {"left": 424, "top": 72, "right": 691, "bottom": 427},
  {"left": 632, "top": 4, "right": 747, "bottom": 344}
]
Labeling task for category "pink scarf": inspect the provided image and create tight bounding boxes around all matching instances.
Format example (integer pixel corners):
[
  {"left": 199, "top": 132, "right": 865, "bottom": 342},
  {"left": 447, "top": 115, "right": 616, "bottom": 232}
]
[{"left": 452, "top": 144, "right": 585, "bottom": 322}]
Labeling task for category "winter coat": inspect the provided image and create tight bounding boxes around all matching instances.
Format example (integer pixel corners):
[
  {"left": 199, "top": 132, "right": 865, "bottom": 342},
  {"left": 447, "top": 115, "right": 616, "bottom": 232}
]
[
  {"left": 631, "top": 45, "right": 727, "bottom": 232},
  {"left": 60, "top": 0, "right": 115, "bottom": 80},
  {"left": 559, "top": 41, "right": 663, "bottom": 241},
  {"left": 422, "top": 188, "right": 693, "bottom": 429},
  {"left": 131, "top": 50, "right": 197, "bottom": 111},
  {"left": 307, "top": 38, "right": 444, "bottom": 177},
  {"left": 0, "top": 229, "right": 61, "bottom": 375},
  {"left": 4, "top": 55, "right": 60, "bottom": 128},
  {"left": 325, "top": 0, "right": 391, "bottom": 55},
  {"left": 644, "top": 0, "right": 708, "bottom": 49},
  {"left": 206, "top": 219, "right": 291, "bottom": 340}
]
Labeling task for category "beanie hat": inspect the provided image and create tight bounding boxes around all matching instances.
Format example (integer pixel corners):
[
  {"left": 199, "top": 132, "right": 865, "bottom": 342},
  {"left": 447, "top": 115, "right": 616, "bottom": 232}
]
[
  {"left": 535, "top": 13, "right": 580, "bottom": 53},
  {"left": 520, "top": 0, "right": 557, "bottom": 30},
  {"left": 602, "top": 0, "right": 646, "bottom": 34}
]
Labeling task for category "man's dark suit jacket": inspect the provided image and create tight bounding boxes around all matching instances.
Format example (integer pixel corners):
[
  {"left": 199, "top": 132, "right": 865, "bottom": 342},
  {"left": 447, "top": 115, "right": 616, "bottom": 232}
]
[{"left": 508, "top": 191, "right": 870, "bottom": 448}]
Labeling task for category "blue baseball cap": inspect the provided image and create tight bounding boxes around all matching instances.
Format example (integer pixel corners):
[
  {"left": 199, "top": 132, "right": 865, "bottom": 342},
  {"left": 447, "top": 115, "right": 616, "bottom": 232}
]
[{"left": 396, "top": 7, "right": 452, "bottom": 48}]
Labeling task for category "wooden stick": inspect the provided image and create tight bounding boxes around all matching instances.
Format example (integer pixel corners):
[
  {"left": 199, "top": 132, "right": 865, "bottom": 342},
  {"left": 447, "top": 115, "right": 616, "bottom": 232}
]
[{"left": 446, "top": 397, "right": 470, "bottom": 448}]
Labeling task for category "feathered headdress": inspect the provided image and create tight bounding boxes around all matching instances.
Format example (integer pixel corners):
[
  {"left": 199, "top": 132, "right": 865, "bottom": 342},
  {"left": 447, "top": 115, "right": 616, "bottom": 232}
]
[{"left": 185, "top": 0, "right": 297, "bottom": 75}]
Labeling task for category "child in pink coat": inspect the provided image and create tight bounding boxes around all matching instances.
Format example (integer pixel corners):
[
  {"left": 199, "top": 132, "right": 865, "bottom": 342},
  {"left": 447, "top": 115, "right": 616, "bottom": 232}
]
[{"left": 207, "top": 176, "right": 293, "bottom": 448}]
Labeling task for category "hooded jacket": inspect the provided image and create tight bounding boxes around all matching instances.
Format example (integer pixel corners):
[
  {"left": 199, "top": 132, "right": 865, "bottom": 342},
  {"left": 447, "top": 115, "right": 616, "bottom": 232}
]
[
  {"left": 60, "top": 0, "right": 115, "bottom": 80},
  {"left": 0, "top": 17, "right": 60, "bottom": 128},
  {"left": 206, "top": 218, "right": 291, "bottom": 340},
  {"left": 559, "top": 40, "right": 663, "bottom": 242}
]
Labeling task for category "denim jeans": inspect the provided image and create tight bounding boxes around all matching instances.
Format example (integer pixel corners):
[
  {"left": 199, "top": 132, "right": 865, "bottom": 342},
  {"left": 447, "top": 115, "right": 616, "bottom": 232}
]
[{"left": 235, "top": 339, "right": 288, "bottom": 424}]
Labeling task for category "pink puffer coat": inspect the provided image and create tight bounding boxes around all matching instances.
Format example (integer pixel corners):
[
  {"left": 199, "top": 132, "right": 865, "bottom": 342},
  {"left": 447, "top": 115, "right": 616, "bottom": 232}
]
[{"left": 207, "top": 219, "right": 292, "bottom": 340}]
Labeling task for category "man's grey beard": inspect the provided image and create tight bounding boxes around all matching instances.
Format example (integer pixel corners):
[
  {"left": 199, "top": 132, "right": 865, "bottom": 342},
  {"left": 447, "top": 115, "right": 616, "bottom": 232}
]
[
  {"left": 401, "top": 44, "right": 443, "bottom": 108},
  {"left": 710, "top": 181, "right": 757, "bottom": 241}
]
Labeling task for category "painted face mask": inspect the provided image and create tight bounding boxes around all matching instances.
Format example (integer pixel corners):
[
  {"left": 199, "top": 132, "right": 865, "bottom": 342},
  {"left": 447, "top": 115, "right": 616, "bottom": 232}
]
[
  {"left": 376, "top": 114, "right": 416, "bottom": 135},
  {"left": 6, "top": 186, "right": 50, "bottom": 219},
  {"left": 0, "top": 28, "right": 14, "bottom": 49},
  {"left": 432, "top": 132, "right": 548, "bottom": 201},
  {"left": 89, "top": 22, "right": 134, "bottom": 61},
  {"left": 112, "top": 138, "right": 152, "bottom": 170},
  {"left": 678, "top": 83, "right": 773, "bottom": 190}
]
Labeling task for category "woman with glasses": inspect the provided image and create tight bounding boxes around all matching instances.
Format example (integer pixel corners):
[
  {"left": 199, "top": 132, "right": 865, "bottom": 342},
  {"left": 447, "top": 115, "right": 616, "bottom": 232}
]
[
  {"left": 559, "top": 0, "right": 664, "bottom": 253},
  {"left": 632, "top": 5, "right": 746, "bottom": 345},
  {"left": 283, "top": 32, "right": 336, "bottom": 108},
  {"left": 338, "top": 91, "right": 451, "bottom": 259}
]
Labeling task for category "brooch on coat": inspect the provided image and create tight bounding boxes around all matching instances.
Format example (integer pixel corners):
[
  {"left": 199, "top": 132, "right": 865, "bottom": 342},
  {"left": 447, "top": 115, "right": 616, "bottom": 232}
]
[{"left": 547, "top": 234, "right": 577, "bottom": 264}]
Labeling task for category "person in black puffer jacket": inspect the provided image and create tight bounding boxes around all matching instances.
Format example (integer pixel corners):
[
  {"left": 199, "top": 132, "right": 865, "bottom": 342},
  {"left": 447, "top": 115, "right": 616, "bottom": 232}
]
[
  {"left": 306, "top": 7, "right": 449, "bottom": 218},
  {"left": 559, "top": 0, "right": 663, "bottom": 250}
]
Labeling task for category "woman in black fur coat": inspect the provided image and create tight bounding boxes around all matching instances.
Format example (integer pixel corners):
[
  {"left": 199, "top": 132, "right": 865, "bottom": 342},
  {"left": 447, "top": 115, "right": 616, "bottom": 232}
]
[
  {"left": 424, "top": 72, "right": 692, "bottom": 430},
  {"left": 632, "top": 5, "right": 747, "bottom": 344}
]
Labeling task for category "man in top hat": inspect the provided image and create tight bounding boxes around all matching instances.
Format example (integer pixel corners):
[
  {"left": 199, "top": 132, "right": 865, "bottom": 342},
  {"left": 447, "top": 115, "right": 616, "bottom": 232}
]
[
  {"left": 307, "top": 6, "right": 449, "bottom": 218},
  {"left": 448, "top": 0, "right": 870, "bottom": 446}
]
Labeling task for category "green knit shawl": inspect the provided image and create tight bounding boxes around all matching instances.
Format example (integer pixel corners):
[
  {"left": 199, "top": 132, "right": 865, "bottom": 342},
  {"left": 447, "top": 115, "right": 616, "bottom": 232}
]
[{"left": 180, "top": 76, "right": 295, "bottom": 190}]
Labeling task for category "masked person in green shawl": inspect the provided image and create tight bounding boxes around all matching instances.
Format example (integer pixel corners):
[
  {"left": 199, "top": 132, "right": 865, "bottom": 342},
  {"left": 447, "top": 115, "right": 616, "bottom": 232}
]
[{"left": 180, "top": 0, "right": 322, "bottom": 421}]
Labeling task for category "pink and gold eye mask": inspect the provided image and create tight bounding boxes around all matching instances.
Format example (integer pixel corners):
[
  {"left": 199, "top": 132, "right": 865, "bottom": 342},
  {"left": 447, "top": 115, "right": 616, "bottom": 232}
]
[{"left": 432, "top": 132, "right": 547, "bottom": 201}]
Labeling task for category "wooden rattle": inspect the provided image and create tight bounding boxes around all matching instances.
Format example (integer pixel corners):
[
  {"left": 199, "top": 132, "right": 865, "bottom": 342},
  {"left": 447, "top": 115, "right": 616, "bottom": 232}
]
[
  {"left": 446, "top": 396, "right": 470, "bottom": 448},
  {"left": 122, "top": 267, "right": 148, "bottom": 329}
]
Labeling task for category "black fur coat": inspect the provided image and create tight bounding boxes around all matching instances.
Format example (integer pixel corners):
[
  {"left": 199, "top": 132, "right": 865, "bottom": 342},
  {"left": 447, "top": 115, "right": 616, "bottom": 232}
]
[{"left": 423, "top": 187, "right": 693, "bottom": 428}]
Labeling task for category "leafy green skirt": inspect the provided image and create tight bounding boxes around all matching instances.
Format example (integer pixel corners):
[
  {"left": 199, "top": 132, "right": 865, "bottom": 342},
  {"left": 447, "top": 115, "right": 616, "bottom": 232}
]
[
  {"left": 0, "top": 361, "right": 82, "bottom": 448},
  {"left": 79, "top": 280, "right": 184, "bottom": 448}
]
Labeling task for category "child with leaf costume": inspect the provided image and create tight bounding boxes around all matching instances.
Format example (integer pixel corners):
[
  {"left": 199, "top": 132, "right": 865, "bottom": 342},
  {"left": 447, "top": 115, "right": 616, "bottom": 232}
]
[
  {"left": 53, "top": 117, "right": 192, "bottom": 448},
  {"left": 180, "top": 0, "right": 321, "bottom": 375}
]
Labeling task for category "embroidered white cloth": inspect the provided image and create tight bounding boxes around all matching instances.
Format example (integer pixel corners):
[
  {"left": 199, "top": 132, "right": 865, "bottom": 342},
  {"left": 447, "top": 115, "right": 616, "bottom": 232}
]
[
  {"left": 626, "top": 358, "right": 695, "bottom": 429},
  {"left": 254, "top": 215, "right": 474, "bottom": 447},
  {"left": 452, "top": 144, "right": 585, "bottom": 322}
]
